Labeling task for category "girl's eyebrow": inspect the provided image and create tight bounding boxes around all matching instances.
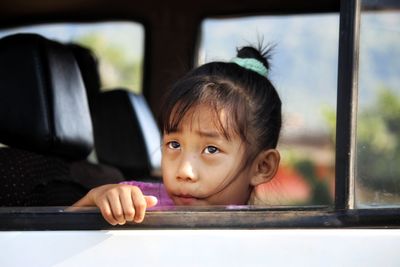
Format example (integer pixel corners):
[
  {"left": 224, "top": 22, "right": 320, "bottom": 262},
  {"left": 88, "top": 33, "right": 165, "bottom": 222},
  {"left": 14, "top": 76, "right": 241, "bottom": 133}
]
[
  {"left": 195, "top": 130, "right": 222, "bottom": 138},
  {"left": 165, "top": 129, "right": 225, "bottom": 139}
]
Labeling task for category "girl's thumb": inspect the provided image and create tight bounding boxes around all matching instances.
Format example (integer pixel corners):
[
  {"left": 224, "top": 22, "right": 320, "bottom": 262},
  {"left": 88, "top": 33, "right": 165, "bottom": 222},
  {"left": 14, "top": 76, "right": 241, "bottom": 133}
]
[{"left": 144, "top": 195, "right": 158, "bottom": 207}]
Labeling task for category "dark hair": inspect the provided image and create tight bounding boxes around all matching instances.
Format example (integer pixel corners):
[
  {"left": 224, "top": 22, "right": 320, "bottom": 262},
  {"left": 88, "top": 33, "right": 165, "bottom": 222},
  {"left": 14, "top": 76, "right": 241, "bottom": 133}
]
[{"left": 159, "top": 45, "right": 281, "bottom": 159}]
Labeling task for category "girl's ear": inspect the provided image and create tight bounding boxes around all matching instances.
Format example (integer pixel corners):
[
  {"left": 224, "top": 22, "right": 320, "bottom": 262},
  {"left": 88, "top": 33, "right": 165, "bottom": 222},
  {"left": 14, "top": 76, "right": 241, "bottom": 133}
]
[{"left": 250, "top": 149, "right": 280, "bottom": 186}]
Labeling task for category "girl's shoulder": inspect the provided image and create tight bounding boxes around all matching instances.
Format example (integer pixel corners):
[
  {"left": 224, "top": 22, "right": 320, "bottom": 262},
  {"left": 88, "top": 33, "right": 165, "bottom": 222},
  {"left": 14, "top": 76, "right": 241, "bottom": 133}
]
[{"left": 119, "top": 180, "right": 174, "bottom": 206}]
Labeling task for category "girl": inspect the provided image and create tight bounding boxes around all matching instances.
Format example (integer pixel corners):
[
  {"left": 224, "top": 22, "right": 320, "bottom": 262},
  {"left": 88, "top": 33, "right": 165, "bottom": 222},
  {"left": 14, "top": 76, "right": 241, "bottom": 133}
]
[{"left": 73, "top": 45, "right": 282, "bottom": 225}]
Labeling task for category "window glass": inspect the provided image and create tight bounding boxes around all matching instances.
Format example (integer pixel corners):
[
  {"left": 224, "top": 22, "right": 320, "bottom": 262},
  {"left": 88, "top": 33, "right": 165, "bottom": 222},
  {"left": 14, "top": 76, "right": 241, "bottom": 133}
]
[
  {"left": 0, "top": 21, "right": 144, "bottom": 93},
  {"left": 198, "top": 14, "right": 339, "bottom": 206},
  {"left": 356, "top": 6, "right": 400, "bottom": 207}
]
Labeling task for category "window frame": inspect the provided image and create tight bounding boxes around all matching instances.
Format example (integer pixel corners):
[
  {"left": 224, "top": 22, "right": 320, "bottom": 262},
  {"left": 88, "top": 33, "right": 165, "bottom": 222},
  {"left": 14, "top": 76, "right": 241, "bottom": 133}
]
[
  {"left": 1, "top": 0, "right": 400, "bottom": 231},
  {"left": 335, "top": 0, "right": 360, "bottom": 211},
  {"left": 1, "top": 206, "right": 400, "bottom": 230}
]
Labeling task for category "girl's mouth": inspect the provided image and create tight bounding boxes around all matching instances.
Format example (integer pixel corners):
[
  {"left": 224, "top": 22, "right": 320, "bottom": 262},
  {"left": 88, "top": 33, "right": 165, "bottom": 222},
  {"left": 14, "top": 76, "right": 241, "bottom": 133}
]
[{"left": 173, "top": 194, "right": 202, "bottom": 205}]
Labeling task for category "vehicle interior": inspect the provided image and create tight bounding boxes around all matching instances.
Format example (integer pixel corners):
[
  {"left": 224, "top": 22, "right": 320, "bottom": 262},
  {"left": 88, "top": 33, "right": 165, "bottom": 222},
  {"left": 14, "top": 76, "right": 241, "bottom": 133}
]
[{"left": 0, "top": 0, "right": 399, "bottom": 229}]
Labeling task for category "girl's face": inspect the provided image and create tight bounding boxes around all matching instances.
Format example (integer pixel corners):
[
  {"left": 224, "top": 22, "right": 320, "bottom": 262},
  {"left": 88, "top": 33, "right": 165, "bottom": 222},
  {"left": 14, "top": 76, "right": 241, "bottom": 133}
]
[{"left": 161, "top": 104, "right": 253, "bottom": 206}]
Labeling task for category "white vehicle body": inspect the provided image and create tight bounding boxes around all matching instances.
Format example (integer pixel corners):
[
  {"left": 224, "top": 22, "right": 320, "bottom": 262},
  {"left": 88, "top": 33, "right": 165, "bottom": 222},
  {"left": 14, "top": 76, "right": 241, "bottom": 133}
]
[{"left": 2, "top": 229, "right": 400, "bottom": 267}]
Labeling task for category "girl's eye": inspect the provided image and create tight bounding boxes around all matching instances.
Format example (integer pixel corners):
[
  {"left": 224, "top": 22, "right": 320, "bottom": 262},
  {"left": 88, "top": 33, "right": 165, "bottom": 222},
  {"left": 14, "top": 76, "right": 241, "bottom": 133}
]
[
  {"left": 203, "top": 146, "right": 219, "bottom": 154},
  {"left": 167, "top": 141, "right": 181, "bottom": 150}
]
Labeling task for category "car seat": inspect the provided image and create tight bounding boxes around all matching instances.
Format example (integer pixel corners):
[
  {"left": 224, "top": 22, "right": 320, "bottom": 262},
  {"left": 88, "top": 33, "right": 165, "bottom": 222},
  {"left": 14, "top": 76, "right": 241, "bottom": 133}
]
[
  {"left": 90, "top": 89, "right": 162, "bottom": 179},
  {"left": 0, "top": 33, "right": 94, "bottom": 206},
  {"left": 68, "top": 44, "right": 161, "bottom": 181}
]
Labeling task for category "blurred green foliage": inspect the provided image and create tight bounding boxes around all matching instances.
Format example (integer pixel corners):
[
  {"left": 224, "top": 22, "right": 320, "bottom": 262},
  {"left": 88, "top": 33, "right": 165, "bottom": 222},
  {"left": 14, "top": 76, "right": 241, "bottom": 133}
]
[
  {"left": 295, "top": 159, "right": 332, "bottom": 205},
  {"left": 357, "top": 88, "right": 400, "bottom": 193},
  {"left": 321, "top": 105, "right": 336, "bottom": 144},
  {"left": 280, "top": 148, "right": 333, "bottom": 205}
]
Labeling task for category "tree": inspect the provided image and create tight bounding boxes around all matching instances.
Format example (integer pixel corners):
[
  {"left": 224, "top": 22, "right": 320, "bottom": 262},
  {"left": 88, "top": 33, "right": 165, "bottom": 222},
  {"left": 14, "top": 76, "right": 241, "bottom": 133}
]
[{"left": 357, "top": 88, "right": 400, "bottom": 194}]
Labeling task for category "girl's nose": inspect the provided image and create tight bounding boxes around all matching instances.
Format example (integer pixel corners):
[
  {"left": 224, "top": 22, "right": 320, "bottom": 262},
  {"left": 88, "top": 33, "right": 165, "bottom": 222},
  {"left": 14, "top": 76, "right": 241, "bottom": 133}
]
[{"left": 176, "top": 156, "right": 198, "bottom": 182}]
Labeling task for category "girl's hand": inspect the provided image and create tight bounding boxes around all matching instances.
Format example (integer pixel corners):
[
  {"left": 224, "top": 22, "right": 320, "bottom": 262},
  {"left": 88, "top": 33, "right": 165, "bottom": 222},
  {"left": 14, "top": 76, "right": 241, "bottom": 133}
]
[{"left": 73, "top": 184, "right": 158, "bottom": 225}]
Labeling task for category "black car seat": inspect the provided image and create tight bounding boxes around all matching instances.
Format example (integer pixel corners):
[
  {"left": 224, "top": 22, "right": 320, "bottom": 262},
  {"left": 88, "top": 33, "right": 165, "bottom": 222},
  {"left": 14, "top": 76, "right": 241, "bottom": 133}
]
[
  {"left": 68, "top": 44, "right": 161, "bottom": 181},
  {"left": 66, "top": 44, "right": 127, "bottom": 188},
  {"left": 67, "top": 43, "right": 101, "bottom": 108},
  {"left": 90, "top": 89, "right": 162, "bottom": 179},
  {"left": 0, "top": 33, "right": 94, "bottom": 206}
]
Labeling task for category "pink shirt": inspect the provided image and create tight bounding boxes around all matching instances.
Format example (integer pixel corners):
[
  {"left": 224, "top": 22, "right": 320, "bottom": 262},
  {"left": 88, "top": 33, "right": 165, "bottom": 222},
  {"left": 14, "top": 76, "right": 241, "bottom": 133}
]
[{"left": 120, "top": 180, "right": 174, "bottom": 206}]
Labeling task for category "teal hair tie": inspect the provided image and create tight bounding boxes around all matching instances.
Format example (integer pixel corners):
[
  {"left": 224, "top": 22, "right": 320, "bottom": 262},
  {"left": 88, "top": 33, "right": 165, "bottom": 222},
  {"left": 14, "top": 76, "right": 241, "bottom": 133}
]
[{"left": 231, "top": 57, "right": 268, "bottom": 77}]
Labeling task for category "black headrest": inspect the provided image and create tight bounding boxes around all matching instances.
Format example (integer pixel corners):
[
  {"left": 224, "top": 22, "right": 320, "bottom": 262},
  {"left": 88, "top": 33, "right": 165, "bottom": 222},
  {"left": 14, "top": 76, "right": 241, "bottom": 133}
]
[
  {"left": 68, "top": 43, "right": 101, "bottom": 100},
  {"left": 0, "top": 33, "right": 93, "bottom": 160},
  {"left": 92, "top": 89, "right": 161, "bottom": 178}
]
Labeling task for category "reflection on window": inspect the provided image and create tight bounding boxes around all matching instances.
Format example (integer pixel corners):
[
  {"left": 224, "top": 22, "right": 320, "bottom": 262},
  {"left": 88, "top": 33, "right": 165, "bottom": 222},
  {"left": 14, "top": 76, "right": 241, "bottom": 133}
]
[
  {"left": 0, "top": 22, "right": 144, "bottom": 93},
  {"left": 199, "top": 14, "right": 339, "bottom": 206},
  {"left": 356, "top": 7, "right": 400, "bottom": 207}
]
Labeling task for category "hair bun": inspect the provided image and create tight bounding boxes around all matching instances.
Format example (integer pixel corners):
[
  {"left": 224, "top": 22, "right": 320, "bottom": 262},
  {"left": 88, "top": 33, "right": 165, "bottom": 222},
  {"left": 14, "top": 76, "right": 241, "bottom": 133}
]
[{"left": 236, "top": 45, "right": 272, "bottom": 71}]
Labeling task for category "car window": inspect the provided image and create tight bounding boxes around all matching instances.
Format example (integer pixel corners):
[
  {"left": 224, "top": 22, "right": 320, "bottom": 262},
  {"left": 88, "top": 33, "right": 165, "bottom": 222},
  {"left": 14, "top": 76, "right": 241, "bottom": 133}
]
[
  {"left": 0, "top": 21, "right": 144, "bottom": 93},
  {"left": 198, "top": 14, "right": 339, "bottom": 206},
  {"left": 355, "top": 5, "right": 400, "bottom": 207}
]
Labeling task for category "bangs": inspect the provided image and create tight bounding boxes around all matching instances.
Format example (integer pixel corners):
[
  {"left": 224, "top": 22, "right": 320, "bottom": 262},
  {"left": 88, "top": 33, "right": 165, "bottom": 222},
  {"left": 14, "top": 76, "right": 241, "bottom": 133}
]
[{"left": 161, "top": 81, "right": 249, "bottom": 143}]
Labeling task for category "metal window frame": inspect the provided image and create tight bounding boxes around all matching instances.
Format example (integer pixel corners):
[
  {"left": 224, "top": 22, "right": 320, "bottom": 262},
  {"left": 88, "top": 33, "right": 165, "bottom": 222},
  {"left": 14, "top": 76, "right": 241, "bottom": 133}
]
[
  {"left": 335, "top": 0, "right": 360, "bottom": 210},
  {"left": 1, "top": 206, "right": 400, "bottom": 230}
]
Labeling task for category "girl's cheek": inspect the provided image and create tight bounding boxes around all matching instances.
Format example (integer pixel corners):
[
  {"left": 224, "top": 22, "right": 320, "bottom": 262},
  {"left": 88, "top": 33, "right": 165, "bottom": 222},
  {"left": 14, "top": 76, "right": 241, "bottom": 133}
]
[
  {"left": 161, "top": 163, "right": 175, "bottom": 187},
  {"left": 162, "top": 149, "right": 179, "bottom": 161},
  {"left": 162, "top": 154, "right": 180, "bottom": 175},
  {"left": 201, "top": 154, "right": 226, "bottom": 167}
]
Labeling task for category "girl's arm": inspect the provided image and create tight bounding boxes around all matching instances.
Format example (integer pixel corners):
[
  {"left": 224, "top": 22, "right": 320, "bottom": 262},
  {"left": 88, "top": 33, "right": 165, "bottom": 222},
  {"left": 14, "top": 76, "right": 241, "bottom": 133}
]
[{"left": 72, "top": 184, "right": 158, "bottom": 225}]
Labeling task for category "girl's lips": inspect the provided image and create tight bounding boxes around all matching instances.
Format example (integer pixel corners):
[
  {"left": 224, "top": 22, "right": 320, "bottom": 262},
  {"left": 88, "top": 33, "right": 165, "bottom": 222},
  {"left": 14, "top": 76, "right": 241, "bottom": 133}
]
[
  {"left": 173, "top": 194, "right": 201, "bottom": 205},
  {"left": 178, "top": 194, "right": 195, "bottom": 198}
]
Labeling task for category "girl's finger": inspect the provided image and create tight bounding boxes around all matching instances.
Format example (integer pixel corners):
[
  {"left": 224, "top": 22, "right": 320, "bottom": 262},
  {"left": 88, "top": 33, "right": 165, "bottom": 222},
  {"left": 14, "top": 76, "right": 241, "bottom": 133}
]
[
  {"left": 97, "top": 198, "right": 118, "bottom": 225},
  {"left": 107, "top": 191, "right": 126, "bottom": 225},
  {"left": 131, "top": 187, "right": 147, "bottom": 223},
  {"left": 144, "top": 196, "right": 158, "bottom": 207},
  {"left": 119, "top": 189, "right": 135, "bottom": 222}
]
